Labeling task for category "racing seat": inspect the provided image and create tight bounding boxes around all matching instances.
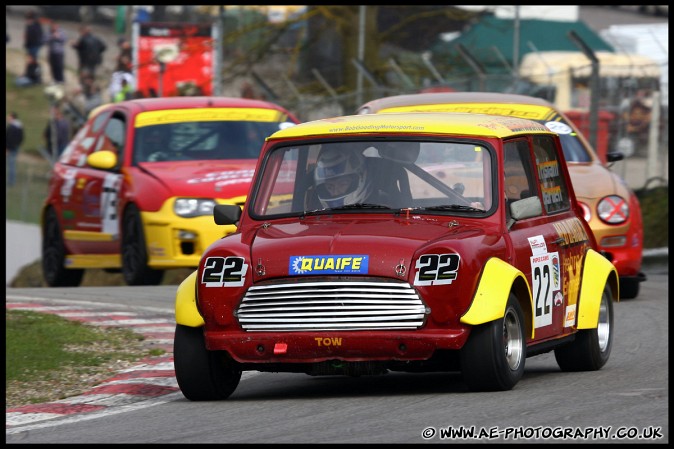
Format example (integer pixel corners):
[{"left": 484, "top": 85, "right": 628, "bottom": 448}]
[{"left": 367, "top": 157, "right": 413, "bottom": 208}]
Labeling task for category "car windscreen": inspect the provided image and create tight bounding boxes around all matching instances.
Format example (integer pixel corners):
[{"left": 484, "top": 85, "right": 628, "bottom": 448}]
[
  {"left": 133, "top": 121, "right": 284, "bottom": 163},
  {"left": 538, "top": 118, "right": 592, "bottom": 163},
  {"left": 249, "top": 139, "right": 494, "bottom": 218}
]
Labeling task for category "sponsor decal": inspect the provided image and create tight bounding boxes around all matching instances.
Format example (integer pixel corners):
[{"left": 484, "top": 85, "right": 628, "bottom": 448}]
[
  {"left": 552, "top": 254, "right": 560, "bottom": 290},
  {"left": 537, "top": 160, "right": 559, "bottom": 180},
  {"left": 135, "top": 108, "right": 283, "bottom": 127},
  {"left": 289, "top": 255, "right": 368, "bottom": 275},
  {"left": 60, "top": 169, "right": 78, "bottom": 202},
  {"left": 414, "top": 253, "right": 460, "bottom": 286},
  {"left": 315, "top": 337, "right": 343, "bottom": 347},
  {"left": 101, "top": 174, "right": 122, "bottom": 236},
  {"left": 201, "top": 256, "right": 248, "bottom": 287},
  {"left": 554, "top": 291, "right": 563, "bottom": 306},
  {"left": 82, "top": 181, "right": 100, "bottom": 218},
  {"left": 552, "top": 217, "right": 589, "bottom": 247},
  {"left": 564, "top": 304, "right": 577, "bottom": 328},
  {"left": 545, "top": 121, "right": 573, "bottom": 135},
  {"left": 531, "top": 252, "right": 558, "bottom": 328},
  {"left": 187, "top": 169, "right": 256, "bottom": 185},
  {"left": 149, "top": 244, "right": 166, "bottom": 257},
  {"left": 528, "top": 235, "right": 548, "bottom": 256},
  {"left": 542, "top": 185, "right": 563, "bottom": 207}
]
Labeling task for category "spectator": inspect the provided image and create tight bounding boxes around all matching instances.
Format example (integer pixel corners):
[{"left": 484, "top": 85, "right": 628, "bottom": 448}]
[
  {"left": 6, "top": 112, "right": 25, "bottom": 187},
  {"left": 115, "top": 37, "right": 133, "bottom": 73},
  {"left": 23, "top": 9, "right": 44, "bottom": 60},
  {"left": 113, "top": 78, "right": 134, "bottom": 103},
  {"left": 109, "top": 70, "right": 135, "bottom": 101},
  {"left": 44, "top": 107, "right": 71, "bottom": 160},
  {"left": 240, "top": 81, "right": 256, "bottom": 99},
  {"left": 71, "top": 25, "right": 107, "bottom": 81},
  {"left": 46, "top": 21, "right": 67, "bottom": 84},
  {"left": 74, "top": 73, "right": 104, "bottom": 118},
  {"left": 14, "top": 54, "right": 42, "bottom": 87}
]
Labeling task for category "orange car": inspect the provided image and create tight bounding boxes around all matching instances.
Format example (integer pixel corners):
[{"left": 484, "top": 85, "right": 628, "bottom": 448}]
[
  {"left": 42, "top": 97, "right": 299, "bottom": 287},
  {"left": 357, "top": 92, "right": 645, "bottom": 299}
]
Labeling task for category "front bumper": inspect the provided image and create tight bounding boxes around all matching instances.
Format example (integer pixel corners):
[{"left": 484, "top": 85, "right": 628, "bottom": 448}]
[
  {"left": 203, "top": 329, "right": 470, "bottom": 364},
  {"left": 141, "top": 201, "right": 239, "bottom": 269}
]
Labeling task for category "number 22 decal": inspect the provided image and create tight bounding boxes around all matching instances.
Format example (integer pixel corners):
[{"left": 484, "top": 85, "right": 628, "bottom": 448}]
[
  {"left": 531, "top": 252, "right": 558, "bottom": 328},
  {"left": 201, "top": 257, "right": 248, "bottom": 287},
  {"left": 414, "top": 253, "right": 460, "bottom": 286}
]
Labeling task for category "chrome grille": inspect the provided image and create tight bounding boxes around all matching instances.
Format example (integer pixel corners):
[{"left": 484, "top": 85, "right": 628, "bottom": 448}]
[{"left": 236, "top": 280, "right": 428, "bottom": 331}]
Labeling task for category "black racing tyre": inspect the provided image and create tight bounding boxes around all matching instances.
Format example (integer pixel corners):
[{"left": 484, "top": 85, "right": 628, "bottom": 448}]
[
  {"left": 174, "top": 324, "right": 242, "bottom": 401},
  {"left": 42, "top": 208, "right": 84, "bottom": 287},
  {"left": 121, "top": 204, "right": 164, "bottom": 286},
  {"left": 555, "top": 283, "right": 614, "bottom": 371},
  {"left": 619, "top": 277, "right": 639, "bottom": 300},
  {"left": 460, "top": 293, "right": 526, "bottom": 391}
]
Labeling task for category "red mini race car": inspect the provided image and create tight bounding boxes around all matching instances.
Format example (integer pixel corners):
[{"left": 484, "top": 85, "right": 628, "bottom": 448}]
[
  {"left": 174, "top": 112, "right": 618, "bottom": 399},
  {"left": 42, "top": 96, "right": 299, "bottom": 286}
]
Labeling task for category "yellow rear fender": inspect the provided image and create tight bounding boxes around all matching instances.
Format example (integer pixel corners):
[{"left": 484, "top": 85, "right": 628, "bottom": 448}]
[
  {"left": 175, "top": 270, "right": 205, "bottom": 327},
  {"left": 577, "top": 249, "right": 619, "bottom": 329},
  {"left": 461, "top": 257, "right": 534, "bottom": 339}
]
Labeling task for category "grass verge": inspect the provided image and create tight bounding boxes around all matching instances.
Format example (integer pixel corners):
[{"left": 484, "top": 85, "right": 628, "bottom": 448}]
[{"left": 6, "top": 309, "right": 165, "bottom": 409}]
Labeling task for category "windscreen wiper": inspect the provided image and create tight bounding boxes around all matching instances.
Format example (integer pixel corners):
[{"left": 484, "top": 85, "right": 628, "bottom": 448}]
[
  {"left": 329, "top": 203, "right": 391, "bottom": 210},
  {"left": 422, "top": 204, "right": 484, "bottom": 212},
  {"left": 302, "top": 203, "right": 390, "bottom": 216}
]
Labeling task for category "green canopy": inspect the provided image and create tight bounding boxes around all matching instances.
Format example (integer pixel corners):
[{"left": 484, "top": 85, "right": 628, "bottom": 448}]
[{"left": 431, "top": 15, "right": 615, "bottom": 75}]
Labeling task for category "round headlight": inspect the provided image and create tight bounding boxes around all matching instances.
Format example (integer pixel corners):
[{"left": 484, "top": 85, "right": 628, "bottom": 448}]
[{"left": 597, "top": 195, "right": 628, "bottom": 224}]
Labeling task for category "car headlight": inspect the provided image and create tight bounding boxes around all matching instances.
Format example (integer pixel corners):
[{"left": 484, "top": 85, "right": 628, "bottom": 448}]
[
  {"left": 174, "top": 198, "right": 217, "bottom": 218},
  {"left": 597, "top": 195, "right": 629, "bottom": 225}
]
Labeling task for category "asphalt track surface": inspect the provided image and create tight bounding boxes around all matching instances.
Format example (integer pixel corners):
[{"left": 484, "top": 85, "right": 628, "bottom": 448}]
[{"left": 5, "top": 266, "right": 669, "bottom": 443}]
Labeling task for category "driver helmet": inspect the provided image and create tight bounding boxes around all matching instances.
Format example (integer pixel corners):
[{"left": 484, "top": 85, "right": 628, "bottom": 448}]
[{"left": 314, "top": 147, "right": 371, "bottom": 207}]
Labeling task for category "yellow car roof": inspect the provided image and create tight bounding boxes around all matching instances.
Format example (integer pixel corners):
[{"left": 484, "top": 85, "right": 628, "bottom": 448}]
[
  {"left": 268, "top": 112, "right": 552, "bottom": 141},
  {"left": 375, "top": 103, "right": 556, "bottom": 122}
]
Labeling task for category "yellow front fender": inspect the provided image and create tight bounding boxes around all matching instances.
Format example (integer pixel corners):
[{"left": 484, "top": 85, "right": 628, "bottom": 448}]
[
  {"left": 175, "top": 270, "right": 205, "bottom": 327},
  {"left": 461, "top": 257, "right": 534, "bottom": 338},
  {"left": 577, "top": 249, "right": 619, "bottom": 329}
]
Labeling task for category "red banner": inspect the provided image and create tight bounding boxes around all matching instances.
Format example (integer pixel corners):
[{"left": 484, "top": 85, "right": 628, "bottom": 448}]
[{"left": 134, "top": 22, "right": 214, "bottom": 97}]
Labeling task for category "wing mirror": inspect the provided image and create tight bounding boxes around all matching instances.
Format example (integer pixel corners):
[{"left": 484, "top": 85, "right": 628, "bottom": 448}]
[
  {"left": 508, "top": 196, "right": 543, "bottom": 229},
  {"left": 87, "top": 150, "right": 118, "bottom": 170},
  {"left": 214, "top": 204, "right": 242, "bottom": 225}
]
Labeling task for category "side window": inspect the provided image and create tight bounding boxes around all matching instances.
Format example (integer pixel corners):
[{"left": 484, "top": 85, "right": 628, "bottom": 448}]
[
  {"left": 532, "top": 135, "right": 570, "bottom": 214},
  {"left": 91, "top": 110, "right": 111, "bottom": 133},
  {"left": 94, "top": 115, "right": 126, "bottom": 165},
  {"left": 503, "top": 140, "right": 538, "bottom": 205}
]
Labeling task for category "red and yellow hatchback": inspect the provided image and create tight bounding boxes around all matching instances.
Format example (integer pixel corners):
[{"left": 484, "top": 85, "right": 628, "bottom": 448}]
[
  {"left": 42, "top": 96, "right": 299, "bottom": 287},
  {"left": 174, "top": 112, "right": 618, "bottom": 399},
  {"left": 357, "top": 92, "right": 645, "bottom": 299}
]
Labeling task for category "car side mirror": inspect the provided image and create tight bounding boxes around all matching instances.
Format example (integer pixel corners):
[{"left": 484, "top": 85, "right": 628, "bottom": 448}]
[
  {"left": 509, "top": 196, "right": 543, "bottom": 224},
  {"left": 87, "top": 150, "right": 117, "bottom": 170},
  {"left": 606, "top": 151, "right": 624, "bottom": 163},
  {"left": 214, "top": 204, "right": 242, "bottom": 225}
]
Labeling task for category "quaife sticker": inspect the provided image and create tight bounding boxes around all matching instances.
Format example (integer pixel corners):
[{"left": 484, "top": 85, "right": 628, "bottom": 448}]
[
  {"left": 414, "top": 253, "right": 460, "bottom": 286},
  {"left": 201, "top": 256, "right": 248, "bottom": 287},
  {"left": 289, "top": 255, "right": 368, "bottom": 275}
]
